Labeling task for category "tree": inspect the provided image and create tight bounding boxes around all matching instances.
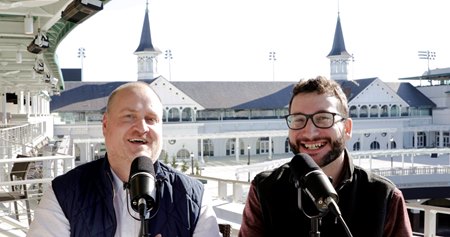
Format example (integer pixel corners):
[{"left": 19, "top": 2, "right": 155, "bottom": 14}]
[
  {"left": 171, "top": 155, "right": 178, "bottom": 169},
  {"left": 163, "top": 153, "right": 169, "bottom": 164},
  {"left": 181, "top": 160, "right": 189, "bottom": 173}
]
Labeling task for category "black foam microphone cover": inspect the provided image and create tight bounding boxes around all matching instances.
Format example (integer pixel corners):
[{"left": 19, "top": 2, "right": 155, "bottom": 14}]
[
  {"left": 290, "top": 153, "right": 339, "bottom": 212},
  {"left": 128, "top": 156, "right": 156, "bottom": 213}
]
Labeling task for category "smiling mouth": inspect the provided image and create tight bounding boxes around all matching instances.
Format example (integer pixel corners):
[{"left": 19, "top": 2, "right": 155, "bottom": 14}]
[
  {"left": 302, "top": 142, "right": 325, "bottom": 150},
  {"left": 128, "top": 138, "right": 148, "bottom": 144}
]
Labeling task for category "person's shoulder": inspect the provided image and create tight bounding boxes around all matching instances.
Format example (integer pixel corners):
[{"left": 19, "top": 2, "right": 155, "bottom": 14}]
[
  {"left": 254, "top": 162, "right": 290, "bottom": 183},
  {"left": 158, "top": 162, "right": 203, "bottom": 186},
  {"left": 353, "top": 165, "right": 396, "bottom": 188},
  {"left": 53, "top": 158, "right": 106, "bottom": 184}
]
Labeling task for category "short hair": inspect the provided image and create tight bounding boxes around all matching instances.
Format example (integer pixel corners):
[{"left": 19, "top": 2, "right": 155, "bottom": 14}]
[
  {"left": 105, "top": 81, "right": 158, "bottom": 113},
  {"left": 288, "top": 76, "right": 349, "bottom": 116}
]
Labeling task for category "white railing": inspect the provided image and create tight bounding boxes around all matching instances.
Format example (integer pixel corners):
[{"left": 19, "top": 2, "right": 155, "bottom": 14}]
[
  {"left": 0, "top": 155, "right": 75, "bottom": 236},
  {"left": 0, "top": 123, "right": 49, "bottom": 160},
  {"left": 408, "top": 202, "right": 450, "bottom": 237},
  {"left": 194, "top": 175, "right": 450, "bottom": 237}
]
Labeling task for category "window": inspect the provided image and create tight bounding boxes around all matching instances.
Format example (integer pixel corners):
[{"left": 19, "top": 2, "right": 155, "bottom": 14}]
[{"left": 370, "top": 141, "right": 380, "bottom": 150}]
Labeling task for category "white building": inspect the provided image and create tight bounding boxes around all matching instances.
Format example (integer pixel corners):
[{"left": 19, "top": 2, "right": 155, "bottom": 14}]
[{"left": 48, "top": 6, "right": 450, "bottom": 166}]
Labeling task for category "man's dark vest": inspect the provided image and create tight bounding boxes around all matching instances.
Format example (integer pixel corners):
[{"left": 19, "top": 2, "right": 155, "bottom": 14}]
[
  {"left": 52, "top": 156, "right": 204, "bottom": 237},
  {"left": 254, "top": 154, "right": 396, "bottom": 237}
]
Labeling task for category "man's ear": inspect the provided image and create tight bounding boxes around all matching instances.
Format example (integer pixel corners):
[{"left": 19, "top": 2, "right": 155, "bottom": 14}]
[
  {"left": 344, "top": 118, "right": 353, "bottom": 138},
  {"left": 102, "top": 113, "right": 108, "bottom": 136}
]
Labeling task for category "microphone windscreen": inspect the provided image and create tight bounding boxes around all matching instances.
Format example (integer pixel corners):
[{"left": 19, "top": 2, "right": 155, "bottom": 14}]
[
  {"left": 128, "top": 156, "right": 156, "bottom": 213},
  {"left": 290, "top": 153, "right": 320, "bottom": 183},
  {"left": 130, "top": 156, "right": 155, "bottom": 180}
]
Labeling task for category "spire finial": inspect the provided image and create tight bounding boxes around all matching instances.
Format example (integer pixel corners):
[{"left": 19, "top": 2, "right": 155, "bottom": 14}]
[
  {"left": 337, "top": 0, "right": 340, "bottom": 15},
  {"left": 146, "top": 0, "right": 149, "bottom": 12}
]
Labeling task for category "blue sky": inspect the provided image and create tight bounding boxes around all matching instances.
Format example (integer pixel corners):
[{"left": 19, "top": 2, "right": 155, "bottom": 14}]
[{"left": 56, "top": 0, "right": 450, "bottom": 84}]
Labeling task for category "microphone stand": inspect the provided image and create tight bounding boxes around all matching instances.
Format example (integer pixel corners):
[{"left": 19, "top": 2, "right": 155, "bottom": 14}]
[
  {"left": 297, "top": 189, "right": 353, "bottom": 237},
  {"left": 310, "top": 217, "right": 320, "bottom": 237},
  {"left": 298, "top": 189, "right": 322, "bottom": 237},
  {"left": 138, "top": 198, "right": 150, "bottom": 237}
]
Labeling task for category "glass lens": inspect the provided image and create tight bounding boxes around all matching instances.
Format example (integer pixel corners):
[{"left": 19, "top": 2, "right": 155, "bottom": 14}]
[{"left": 312, "top": 112, "right": 334, "bottom": 128}]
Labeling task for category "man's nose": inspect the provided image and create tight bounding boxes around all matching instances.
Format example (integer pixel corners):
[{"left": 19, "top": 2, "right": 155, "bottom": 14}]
[
  {"left": 302, "top": 118, "right": 319, "bottom": 137},
  {"left": 135, "top": 119, "right": 150, "bottom": 133}
]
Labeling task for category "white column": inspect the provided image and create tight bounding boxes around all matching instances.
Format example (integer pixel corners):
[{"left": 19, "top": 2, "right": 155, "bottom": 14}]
[
  {"left": 26, "top": 91, "right": 31, "bottom": 115},
  {"left": 200, "top": 138, "right": 204, "bottom": 163},
  {"left": 18, "top": 91, "right": 25, "bottom": 114},
  {"left": 423, "top": 209, "right": 436, "bottom": 237},
  {"left": 31, "top": 95, "right": 37, "bottom": 117},
  {"left": 235, "top": 137, "right": 240, "bottom": 162},
  {"left": 268, "top": 137, "right": 272, "bottom": 160},
  {"left": 413, "top": 131, "right": 416, "bottom": 148},
  {"left": 1, "top": 92, "right": 6, "bottom": 124}
]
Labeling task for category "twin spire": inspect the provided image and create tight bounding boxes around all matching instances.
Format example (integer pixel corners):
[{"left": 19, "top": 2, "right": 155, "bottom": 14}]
[
  {"left": 327, "top": 12, "right": 352, "bottom": 80},
  {"left": 134, "top": 0, "right": 161, "bottom": 80},
  {"left": 134, "top": 2, "right": 351, "bottom": 81}
]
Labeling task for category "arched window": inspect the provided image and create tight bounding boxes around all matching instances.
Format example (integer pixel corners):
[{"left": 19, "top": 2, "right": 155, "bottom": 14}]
[
  {"left": 380, "top": 105, "right": 388, "bottom": 117},
  {"left": 168, "top": 108, "right": 180, "bottom": 122},
  {"left": 353, "top": 141, "right": 360, "bottom": 151},
  {"left": 349, "top": 106, "right": 358, "bottom": 118},
  {"left": 370, "top": 141, "right": 380, "bottom": 150},
  {"left": 181, "top": 108, "right": 193, "bottom": 122},
  {"left": 390, "top": 141, "right": 397, "bottom": 149},
  {"left": 370, "top": 105, "right": 378, "bottom": 118},
  {"left": 390, "top": 105, "right": 399, "bottom": 117},
  {"left": 360, "top": 105, "right": 368, "bottom": 118},
  {"left": 176, "top": 149, "right": 190, "bottom": 159},
  {"left": 285, "top": 137, "right": 291, "bottom": 153}
]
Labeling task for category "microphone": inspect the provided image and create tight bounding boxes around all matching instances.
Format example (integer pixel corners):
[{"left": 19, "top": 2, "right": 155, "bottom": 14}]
[
  {"left": 290, "top": 153, "right": 340, "bottom": 214},
  {"left": 128, "top": 156, "right": 156, "bottom": 216}
]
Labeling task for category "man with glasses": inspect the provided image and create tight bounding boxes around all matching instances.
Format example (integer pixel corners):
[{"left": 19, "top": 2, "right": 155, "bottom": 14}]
[{"left": 239, "top": 76, "right": 412, "bottom": 236}]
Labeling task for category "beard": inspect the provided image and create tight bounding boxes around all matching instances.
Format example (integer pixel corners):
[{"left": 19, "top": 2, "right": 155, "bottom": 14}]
[{"left": 289, "top": 135, "right": 346, "bottom": 168}]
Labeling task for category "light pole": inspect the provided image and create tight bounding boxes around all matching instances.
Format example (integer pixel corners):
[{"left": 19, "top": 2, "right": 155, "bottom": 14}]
[
  {"left": 190, "top": 152, "right": 194, "bottom": 175},
  {"left": 418, "top": 50, "right": 436, "bottom": 86},
  {"left": 269, "top": 51, "right": 276, "bottom": 81},
  {"left": 90, "top": 143, "right": 94, "bottom": 161},
  {"left": 78, "top": 47, "right": 86, "bottom": 81},
  {"left": 389, "top": 138, "right": 394, "bottom": 169},
  {"left": 165, "top": 49, "right": 173, "bottom": 81},
  {"left": 247, "top": 145, "right": 251, "bottom": 182}
]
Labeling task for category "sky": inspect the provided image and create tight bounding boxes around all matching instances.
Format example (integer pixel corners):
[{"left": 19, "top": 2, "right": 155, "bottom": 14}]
[{"left": 56, "top": 0, "right": 450, "bottom": 84}]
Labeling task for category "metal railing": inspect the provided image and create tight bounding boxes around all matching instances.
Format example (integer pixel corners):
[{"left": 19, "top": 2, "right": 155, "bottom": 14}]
[
  {"left": 194, "top": 175, "right": 450, "bottom": 237},
  {"left": 0, "top": 155, "right": 75, "bottom": 236}
]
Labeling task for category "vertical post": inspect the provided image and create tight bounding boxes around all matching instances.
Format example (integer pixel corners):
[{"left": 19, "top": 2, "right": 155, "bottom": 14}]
[
  {"left": 165, "top": 49, "right": 173, "bottom": 81},
  {"left": 247, "top": 145, "right": 251, "bottom": 182},
  {"left": 389, "top": 137, "right": 393, "bottom": 169},
  {"left": 418, "top": 50, "right": 436, "bottom": 86},
  {"left": 269, "top": 51, "right": 276, "bottom": 81},
  {"left": 190, "top": 152, "right": 194, "bottom": 175},
  {"left": 90, "top": 143, "right": 94, "bottom": 161},
  {"left": 78, "top": 47, "right": 86, "bottom": 81}
]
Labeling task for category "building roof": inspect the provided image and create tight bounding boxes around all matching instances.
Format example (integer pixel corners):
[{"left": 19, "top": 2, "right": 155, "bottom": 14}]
[
  {"left": 50, "top": 78, "right": 435, "bottom": 113},
  {"left": 386, "top": 82, "right": 436, "bottom": 107},
  {"left": 51, "top": 80, "right": 153, "bottom": 112},
  {"left": 338, "top": 78, "right": 377, "bottom": 100},
  {"left": 399, "top": 67, "right": 450, "bottom": 82},
  {"left": 171, "top": 81, "right": 294, "bottom": 109}
]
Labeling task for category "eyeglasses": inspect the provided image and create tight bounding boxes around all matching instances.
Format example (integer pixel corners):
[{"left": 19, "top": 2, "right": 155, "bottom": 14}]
[{"left": 284, "top": 112, "right": 346, "bottom": 130}]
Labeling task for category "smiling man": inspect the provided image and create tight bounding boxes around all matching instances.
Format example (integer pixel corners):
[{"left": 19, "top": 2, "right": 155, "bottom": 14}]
[
  {"left": 238, "top": 76, "right": 412, "bottom": 237},
  {"left": 28, "top": 81, "right": 221, "bottom": 237}
]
